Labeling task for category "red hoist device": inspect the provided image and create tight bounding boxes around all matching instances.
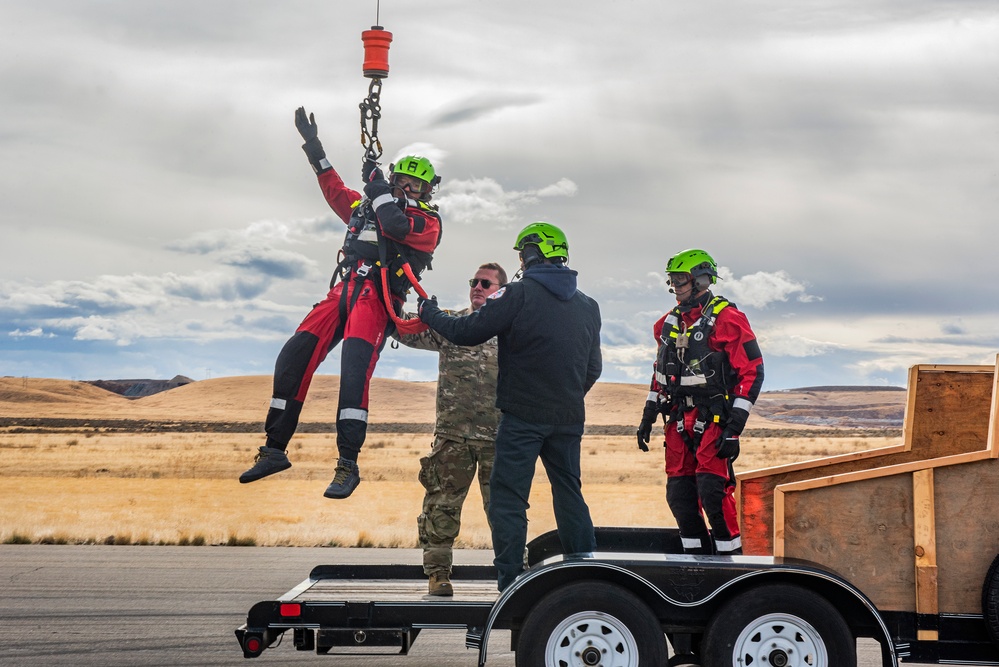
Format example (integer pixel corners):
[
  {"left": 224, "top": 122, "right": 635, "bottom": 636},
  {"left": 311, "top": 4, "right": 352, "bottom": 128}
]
[{"left": 357, "top": 5, "right": 431, "bottom": 335}]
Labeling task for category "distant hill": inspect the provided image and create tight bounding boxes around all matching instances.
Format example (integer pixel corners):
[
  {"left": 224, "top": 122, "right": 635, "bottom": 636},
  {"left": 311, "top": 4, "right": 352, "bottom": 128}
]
[
  {"left": 86, "top": 375, "right": 194, "bottom": 398},
  {"left": 784, "top": 385, "right": 906, "bottom": 393},
  {"left": 0, "top": 376, "right": 907, "bottom": 434}
]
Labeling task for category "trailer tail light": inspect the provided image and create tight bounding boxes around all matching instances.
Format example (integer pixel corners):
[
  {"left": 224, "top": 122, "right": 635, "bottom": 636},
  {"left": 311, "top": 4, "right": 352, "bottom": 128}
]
[
  {"left": 280, "top": 603, "right": 302, "bottom": 617},
  {"left": 244, "top": 636, "right": 262, "bottom": 653}
]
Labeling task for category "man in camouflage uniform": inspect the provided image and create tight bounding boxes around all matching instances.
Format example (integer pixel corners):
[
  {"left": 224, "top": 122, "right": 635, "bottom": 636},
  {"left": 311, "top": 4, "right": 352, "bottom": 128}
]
[{"left": 396, "top": 262, "right": 506, "bottom": 596}]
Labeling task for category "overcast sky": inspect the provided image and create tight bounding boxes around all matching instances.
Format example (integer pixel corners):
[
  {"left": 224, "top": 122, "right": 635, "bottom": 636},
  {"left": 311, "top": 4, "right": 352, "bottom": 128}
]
[{"left": 2, "top": 1, "right": 998, "bottom": 391}]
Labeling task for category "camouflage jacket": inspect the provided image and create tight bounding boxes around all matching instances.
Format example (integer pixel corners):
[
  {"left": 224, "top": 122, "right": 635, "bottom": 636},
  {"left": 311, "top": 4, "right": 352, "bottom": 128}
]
[{"left": 397, "top": 307, "right": 500, "bottom": 442}]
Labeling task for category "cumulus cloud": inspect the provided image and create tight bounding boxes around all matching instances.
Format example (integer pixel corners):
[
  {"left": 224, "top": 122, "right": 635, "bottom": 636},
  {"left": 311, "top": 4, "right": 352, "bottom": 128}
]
[
  {"left": 0, "top": 269, "right": 290, "bottom": 347},
  {"left": 167, "top": 217, "right": 333, "bottom": 280},
  {"left": 717, "top": 268, "right": 818, "bottom": 309},
  {"left": 0, "top": 272, "right": 279, "bottom": 317},
  {"left": 436, "top": 176, "right": 577, "bottom": 227},
  {"left": 8, "top": 327, "right": 54, "bottom": 338},
  {"left": 757, "top": 332, "right": 842, "bottom": 358},
  {"left": 600, "top": 318, "right": 653, "bottom": 347}
]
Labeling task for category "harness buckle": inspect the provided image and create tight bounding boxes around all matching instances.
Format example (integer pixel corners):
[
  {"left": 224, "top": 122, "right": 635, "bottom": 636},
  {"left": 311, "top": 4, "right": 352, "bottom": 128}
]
[
  {"left": 693, "top": 419, "right": 706, "bottom": 435},
  {"left": 356, "top": 262, "right": 371, "bottom": 278}
]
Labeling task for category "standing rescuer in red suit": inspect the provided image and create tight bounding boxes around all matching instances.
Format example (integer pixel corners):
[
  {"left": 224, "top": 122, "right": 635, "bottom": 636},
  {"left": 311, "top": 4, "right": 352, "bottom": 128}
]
[
  {"left": 239, "top": 107, "right": 443, "bottom": 499},
  {"left": 637, "top": 248, "right": 764, "bottom": 556}
]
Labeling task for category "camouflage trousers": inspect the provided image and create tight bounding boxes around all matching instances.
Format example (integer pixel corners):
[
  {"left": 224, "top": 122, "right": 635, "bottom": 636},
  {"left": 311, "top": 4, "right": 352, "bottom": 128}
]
[{"left": 418, "top": 435, "right": 495, "bottom": 575}]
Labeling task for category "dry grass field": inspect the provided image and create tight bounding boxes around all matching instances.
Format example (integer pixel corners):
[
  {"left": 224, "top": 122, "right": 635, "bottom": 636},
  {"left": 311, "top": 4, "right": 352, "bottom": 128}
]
[{"left": 0, "top": 376, "right": 900, "bottom": 548}]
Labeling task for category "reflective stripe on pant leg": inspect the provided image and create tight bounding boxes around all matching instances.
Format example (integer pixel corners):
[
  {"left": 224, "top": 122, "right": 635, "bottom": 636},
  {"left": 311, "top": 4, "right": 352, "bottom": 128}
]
[
  {"left": 694, "top": 424, "right": 741, "bottom": 554},
  {"left": 335, "top": 286, "right": 389, "bottom": 461},
  {"left": 265, "top": 287, "right": 346, "bottom": 446},
  {"left": 666, "top": 475, "right": 711, "bottom": 554}
]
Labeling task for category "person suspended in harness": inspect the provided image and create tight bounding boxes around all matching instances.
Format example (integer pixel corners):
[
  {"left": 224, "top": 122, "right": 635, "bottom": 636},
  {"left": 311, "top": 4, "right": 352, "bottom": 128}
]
[
  {"left": 238, "top": 107, "right": 443, "bottom": 499},
  {"left": 636, "top": 248, "right": 764, "bottom": 556}
]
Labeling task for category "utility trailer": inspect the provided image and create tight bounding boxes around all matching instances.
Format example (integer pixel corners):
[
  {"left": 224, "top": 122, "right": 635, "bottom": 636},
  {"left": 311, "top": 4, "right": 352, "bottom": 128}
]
[
  {"left": 236, "top": 357, "right": 999, "bottom": 666},
  {"left": 237, "top": 526, "right": 905, "bottom": 666}
]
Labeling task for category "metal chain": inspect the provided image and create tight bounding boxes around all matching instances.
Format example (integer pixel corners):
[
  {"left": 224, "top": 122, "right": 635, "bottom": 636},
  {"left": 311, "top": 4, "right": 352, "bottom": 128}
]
[{"left": 359, "top": 78, "right": 383, "bottom": 161}]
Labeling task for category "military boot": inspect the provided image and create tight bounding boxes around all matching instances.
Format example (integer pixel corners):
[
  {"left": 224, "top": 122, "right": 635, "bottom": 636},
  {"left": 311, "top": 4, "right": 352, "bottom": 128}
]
[
  {"left": 428, "top": 572, "right": 454, "bottom": 596},
  {"left": 239, "top": 446, "right": 291, "bottom": 483},
  {"left": 323, "top": 458, "right": 360, "bottom": 499}
]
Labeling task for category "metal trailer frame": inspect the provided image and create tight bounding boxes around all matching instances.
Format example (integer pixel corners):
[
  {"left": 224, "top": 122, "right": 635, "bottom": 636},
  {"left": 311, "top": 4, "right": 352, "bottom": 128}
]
[{"left": 236, "top": 527, "right": 999, "bottom": 665}]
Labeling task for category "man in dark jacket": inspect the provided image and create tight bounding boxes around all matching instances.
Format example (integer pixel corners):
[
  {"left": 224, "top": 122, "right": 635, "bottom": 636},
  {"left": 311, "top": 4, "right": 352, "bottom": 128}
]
[{"left": 418, "top": 222, "right": 602, "bottom": 591}]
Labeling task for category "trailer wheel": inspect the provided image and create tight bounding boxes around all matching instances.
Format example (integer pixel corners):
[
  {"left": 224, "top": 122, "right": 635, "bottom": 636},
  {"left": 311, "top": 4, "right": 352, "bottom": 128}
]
[
  {"left": 515, "top": 580, "right": 666, "bottom": 667},
  {"left": 701, "top": 583, "right": 855, "bottom": 667},
  {"left": 982, "top": 554, "right": 999, "bottom": 646}
]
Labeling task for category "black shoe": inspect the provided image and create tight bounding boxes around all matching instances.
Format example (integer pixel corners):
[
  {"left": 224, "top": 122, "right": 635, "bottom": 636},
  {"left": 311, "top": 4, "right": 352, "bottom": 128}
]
[
  {"left": 323, "top": 459, "right": 360, "bottom": 499},
  {"left": 239, "top": 446, "right": 291, "bottom": 483}
]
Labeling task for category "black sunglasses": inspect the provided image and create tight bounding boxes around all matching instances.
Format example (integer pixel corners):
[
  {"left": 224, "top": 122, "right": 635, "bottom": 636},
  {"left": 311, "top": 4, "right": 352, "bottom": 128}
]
[{"left": 468, "top": 278, "right": 494, "bottom": 288}]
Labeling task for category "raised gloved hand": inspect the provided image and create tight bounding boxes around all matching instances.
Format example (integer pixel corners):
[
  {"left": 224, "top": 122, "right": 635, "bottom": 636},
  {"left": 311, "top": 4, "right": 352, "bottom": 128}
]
[
  {"left": 636, "top": 398, "right": 660, "bottom": 452},
  {"left": 295, "top": 107, "right": 329, "bottom": 174},
  {"left": 417, "top": 294, "right": 439, "bottom": 323},
  {"left": 716, "top": 429, "right": 740, "bottom": 460},
  {"left": 295, "top": 107, "right": 318, "bottom": 142}
]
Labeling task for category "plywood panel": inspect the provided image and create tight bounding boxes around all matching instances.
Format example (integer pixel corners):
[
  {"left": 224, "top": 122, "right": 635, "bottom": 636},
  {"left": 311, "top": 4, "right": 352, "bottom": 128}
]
[
  {"left": 908, "top": 371, "right": 995, "bottom": 458},
  {"left": 933, "top": 459, "right": 999, "bottom": 613},
  {"left": 781, "top": 475, "right": 916, "bottom": 611}
]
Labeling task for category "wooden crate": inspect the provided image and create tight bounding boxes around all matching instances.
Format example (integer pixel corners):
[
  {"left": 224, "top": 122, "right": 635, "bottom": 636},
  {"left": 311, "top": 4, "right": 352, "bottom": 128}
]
[
  {"left": 740, "top": 357, "right": 999, "bottom": 555},
  {"left": 736, "top": 353, "right": 999, "bottom": 628}
]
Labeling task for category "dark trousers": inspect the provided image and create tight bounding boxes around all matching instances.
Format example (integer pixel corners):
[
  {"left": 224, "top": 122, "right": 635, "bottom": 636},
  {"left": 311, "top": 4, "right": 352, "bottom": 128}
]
[{"left": 489, "top": 413, "right": 596, "bottom": 591}]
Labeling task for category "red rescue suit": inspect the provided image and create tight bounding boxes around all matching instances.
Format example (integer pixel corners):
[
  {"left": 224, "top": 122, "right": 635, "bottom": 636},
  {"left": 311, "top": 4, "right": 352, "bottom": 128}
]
[
  {"left": 264, "top": 166, "right": 442, "bottom": 463},
  {"left": 650, "top": 292, "right": 763, "bottom": 554}
]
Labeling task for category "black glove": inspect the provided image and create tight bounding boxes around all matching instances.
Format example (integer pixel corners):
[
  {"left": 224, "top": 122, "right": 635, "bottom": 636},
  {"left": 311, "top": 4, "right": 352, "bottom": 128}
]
[
  {"left": 362, "top": 158, "right": 384, "bottom": 184},
  {"left": 636, "top": 399, "right": 659, "bottom": 452},
  {"left": 417, "top": 294, "right": 439, "bottom": 323},
  {"left": 716, "top": 429, "right": 740, "bottom": 460},
  {"left": 295, "top": 107, "right": 318, "bottom": 142},
  {"left": 295, "top": 107, "right": 329, "bottom": 174},
  {"left": 363, "top": 165, "right": 393, "bottom": 203}
]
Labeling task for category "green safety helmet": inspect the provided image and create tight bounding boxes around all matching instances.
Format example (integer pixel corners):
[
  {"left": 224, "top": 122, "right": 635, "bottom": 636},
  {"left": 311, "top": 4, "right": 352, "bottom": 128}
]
[
  {"left": 665, "top": 248, "right": 718, "bottom": 285},
  {"left": 514, "top": 222, "right": 569, "bottom": 264},
  {"left": 390, "top": 155, "right": 440, "bottom": 190}
]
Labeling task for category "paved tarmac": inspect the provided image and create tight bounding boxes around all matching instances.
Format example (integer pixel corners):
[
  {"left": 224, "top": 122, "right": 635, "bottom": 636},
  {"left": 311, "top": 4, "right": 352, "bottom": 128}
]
[{"left": 0, "top": 545, "right": 925, "bottom": 666}]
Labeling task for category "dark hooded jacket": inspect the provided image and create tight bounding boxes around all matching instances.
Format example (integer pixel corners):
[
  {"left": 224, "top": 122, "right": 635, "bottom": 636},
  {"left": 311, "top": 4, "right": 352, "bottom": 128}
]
[{"left": 421, "top": 264, "right": 602, "bottom": 425}]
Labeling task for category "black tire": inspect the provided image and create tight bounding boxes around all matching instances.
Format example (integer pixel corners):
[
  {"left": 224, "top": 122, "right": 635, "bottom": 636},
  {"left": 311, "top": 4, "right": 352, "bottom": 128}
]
[
  {"left": 515, "top": 580, "right": 667, "bottom": 667},
  {"left": 701, "top": 583, "right": 856, "bottom": 667},
  {"left": 982, "top": 554, "right": 999, "bottom": 646}
]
